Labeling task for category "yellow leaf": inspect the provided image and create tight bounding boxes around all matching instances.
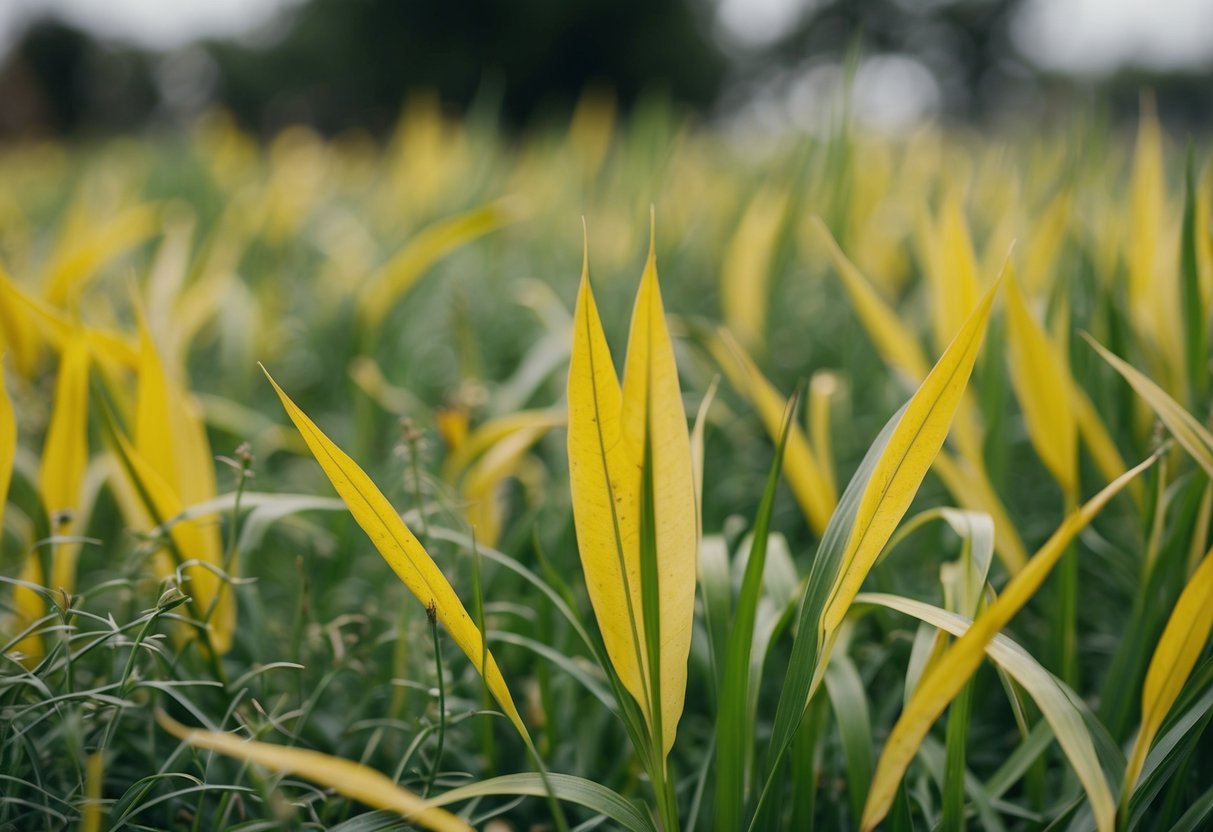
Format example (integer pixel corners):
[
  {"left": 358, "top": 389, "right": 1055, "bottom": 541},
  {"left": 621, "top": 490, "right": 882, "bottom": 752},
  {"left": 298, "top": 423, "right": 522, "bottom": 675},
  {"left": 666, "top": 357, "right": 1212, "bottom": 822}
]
[
  {"left": 808, "top": 371, "right": 838, "bottom": 499},
  {"left": 720, "top": 186, "right": 789, "bottom": 349},
  {"left": 157, "top": 712, "right": 471, "bottom": 832},
  {"left": 442, "top": 409, "right": 565, "bottom": 483},
  {"left": 81, "top": 751, "right": 104, "bottom": 832},
  {"left": 134, "top": 310, "right": 234, "bottom": 652},
  {"left": 358, "top": 200, "right": 521, "bottom": 329},
  {"left": 860, "top": 454, "right": 1155, "bottom": 832},
  {"left": 1085, "top": 334, "right": 1213, "bottom": 478},
  {"left": 813, "top": 218, "right": 930, "bottom": 383},
  {"left": 1070, "top": 381, "right": 1141, "bottom": 506},
  {"left": 0, "top": 267, "right": 41, "bottom": 377},
  {"left": 1005, "top": 267, "right": 1077, "bottom": 498},
  {"left": 567, "top": 227, "right": 697, "bottom": 756},
  {"left": 707, "top": 327, "right": 835, "bottom": 534},
  {"left": 620, "top": 229, "right": 698, "bottom": 756},
  {"left": 1123, "top": 546, "right": 1213, "bottom": 797},
  {"left": 823, "top": 272, "right": 1002, "bottom": 634},
  {"left": 39, "top": 333, "right": 90, "bottom": 592},
  {"left": 263, "top": 368, "right": 528, "bottom": 740},
  {"left": 460, "top": 424, "right": 551, "bottom": 549}
]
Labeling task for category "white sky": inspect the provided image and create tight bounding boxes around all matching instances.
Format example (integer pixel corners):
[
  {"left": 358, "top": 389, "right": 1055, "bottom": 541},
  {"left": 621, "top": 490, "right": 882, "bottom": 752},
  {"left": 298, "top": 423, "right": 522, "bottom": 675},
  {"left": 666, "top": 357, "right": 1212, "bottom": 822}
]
[{"left": 0, "top": 0, "right": 1211, "bottom": 74}]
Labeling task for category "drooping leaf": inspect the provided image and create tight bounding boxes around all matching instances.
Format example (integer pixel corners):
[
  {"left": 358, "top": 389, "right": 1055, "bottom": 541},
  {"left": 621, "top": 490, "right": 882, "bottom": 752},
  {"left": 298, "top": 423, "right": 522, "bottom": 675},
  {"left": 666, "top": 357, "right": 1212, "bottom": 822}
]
[
  {"left": 264, "top": 368, "right": 528, "bottom": 740},
  {"left": 859, "top": 454, "right": 1155, "bottom": 832},
  {"left": 158, "top": 712, "right": 472, "bottom": 832},
  {"left": 858, "top": 593, "right": 1115, "bottom": 832}
]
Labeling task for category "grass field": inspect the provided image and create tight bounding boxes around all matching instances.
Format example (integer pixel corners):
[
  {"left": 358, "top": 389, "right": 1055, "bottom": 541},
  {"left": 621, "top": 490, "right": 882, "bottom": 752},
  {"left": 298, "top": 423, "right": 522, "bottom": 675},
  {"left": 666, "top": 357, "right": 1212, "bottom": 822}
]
[{"left": 1, "top": 96, "right": 1212, "bottom": 831}]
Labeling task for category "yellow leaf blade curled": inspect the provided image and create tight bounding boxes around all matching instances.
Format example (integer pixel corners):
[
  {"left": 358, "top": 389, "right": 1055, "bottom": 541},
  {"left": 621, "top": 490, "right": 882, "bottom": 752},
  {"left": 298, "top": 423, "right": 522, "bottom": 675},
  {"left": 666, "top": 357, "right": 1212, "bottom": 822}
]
[
  {"left": 157, "top": 712, "right": 471, "bottom": 832},
  {"left": 824, "top": 271, "right": 1002, "bottom": 634},
  {"left": 619, "top": 232, "right": 698, "bottom": 756},
  {"left": 263, "top": 368, "right": 527, "bottom": 740},
  {"left": 860, "top": 454, "right": 1155, "bottom": 832},
  {"left": 1005, "top": 268, "right": 1077, "bottom": 497},
  {"left": 1123, "top": 547, "right": 1213, "bottom": 797}
]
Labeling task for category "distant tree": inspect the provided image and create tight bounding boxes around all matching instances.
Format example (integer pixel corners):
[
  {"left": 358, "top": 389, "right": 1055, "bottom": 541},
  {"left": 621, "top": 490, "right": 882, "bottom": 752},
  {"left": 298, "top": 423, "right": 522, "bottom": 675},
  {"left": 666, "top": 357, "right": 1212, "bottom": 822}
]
[{"left": 206, "top": 0, "right": 728, "bottom": 133}]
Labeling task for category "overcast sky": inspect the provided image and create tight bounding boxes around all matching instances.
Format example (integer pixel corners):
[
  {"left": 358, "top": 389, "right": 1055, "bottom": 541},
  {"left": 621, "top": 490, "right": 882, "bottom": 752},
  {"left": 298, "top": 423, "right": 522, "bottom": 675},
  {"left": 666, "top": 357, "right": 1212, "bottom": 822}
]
[{"left": 1, "top": 0, "right": 1211, "bottom": 74}]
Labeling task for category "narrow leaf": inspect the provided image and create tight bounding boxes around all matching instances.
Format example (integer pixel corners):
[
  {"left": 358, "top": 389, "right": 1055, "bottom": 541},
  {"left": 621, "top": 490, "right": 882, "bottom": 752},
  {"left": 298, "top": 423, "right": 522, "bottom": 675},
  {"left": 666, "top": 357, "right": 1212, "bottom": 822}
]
[
  {"left": 859, "top": 454, "right": 1156, "bottom": 832},
  {"left": 158, "top": 712, "right": 471, "bottom": 832},
  {"left": 264, "top": 368, "right": 528, "bottom": 740}
]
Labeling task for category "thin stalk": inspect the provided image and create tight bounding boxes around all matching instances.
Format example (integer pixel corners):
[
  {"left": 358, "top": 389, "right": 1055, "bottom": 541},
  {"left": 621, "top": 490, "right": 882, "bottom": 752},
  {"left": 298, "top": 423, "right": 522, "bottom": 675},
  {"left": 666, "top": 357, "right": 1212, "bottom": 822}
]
[{"left": 422, "top": 605, "right": 445, "bottom": 799}]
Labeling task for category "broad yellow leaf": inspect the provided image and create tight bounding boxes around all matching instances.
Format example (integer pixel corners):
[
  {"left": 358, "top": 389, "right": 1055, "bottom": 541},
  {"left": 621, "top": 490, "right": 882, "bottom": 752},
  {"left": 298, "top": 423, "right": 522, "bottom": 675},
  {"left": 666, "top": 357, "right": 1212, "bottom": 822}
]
[
  {"left": 567, "top": 229, "right": 697, "bottom": 756},
  {"left": 860, "top": 454, "right": 1155, "bottom": 832},
  {"left": 1005, "top": 267, "right": 1077, "bottom": 498},
  {"left": 358, "top": 200, "right": 520, "bottom": 329},
  {"left": 720, "top": 186, "right": 789, "bottom": 349},
  {"left": 1123, "top": 546, "right": 1213, "bottom": 797},
  {"left": 158, "top": 712, "right": 471, "bottom": 832},
  {"left": 263, "top": 368, "right": 528, "bottom": 740},
  {"left": 708, "top": 328, "right": 835, "bottom": 534},
  {"left": 1085, "top": 334, "right": 1213, "bottom": 478},
  {"left": 823, "top": 272, "right": 1002, "bottom": 634}
]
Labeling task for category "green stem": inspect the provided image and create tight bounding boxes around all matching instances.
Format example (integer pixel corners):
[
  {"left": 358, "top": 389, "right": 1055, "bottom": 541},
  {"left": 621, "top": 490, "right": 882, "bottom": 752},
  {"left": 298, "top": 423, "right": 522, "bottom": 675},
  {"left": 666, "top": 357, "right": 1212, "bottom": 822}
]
[{"left": 422, "top": 607, "right": 445, "bottom": 798}]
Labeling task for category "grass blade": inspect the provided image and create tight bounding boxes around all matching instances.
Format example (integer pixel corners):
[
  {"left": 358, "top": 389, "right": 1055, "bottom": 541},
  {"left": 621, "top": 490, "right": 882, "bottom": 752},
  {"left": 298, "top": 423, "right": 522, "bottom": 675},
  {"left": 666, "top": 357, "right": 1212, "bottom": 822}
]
[
  {"left": 263, "top": 367, "right": 529, "bottom": 740},
  {"left": 157, "top": 712, "right": 473, "bottom": 832},
  {"left": 859, "top": 453, "right": 1156, "bottom": 832}
]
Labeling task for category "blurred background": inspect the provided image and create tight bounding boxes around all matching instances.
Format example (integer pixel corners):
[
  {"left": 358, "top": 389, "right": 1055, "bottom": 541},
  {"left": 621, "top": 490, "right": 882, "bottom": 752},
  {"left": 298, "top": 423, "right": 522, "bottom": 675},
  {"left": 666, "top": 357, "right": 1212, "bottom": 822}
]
[{"left": 0, "top": 0, "right": 1210, "bottom": 139}]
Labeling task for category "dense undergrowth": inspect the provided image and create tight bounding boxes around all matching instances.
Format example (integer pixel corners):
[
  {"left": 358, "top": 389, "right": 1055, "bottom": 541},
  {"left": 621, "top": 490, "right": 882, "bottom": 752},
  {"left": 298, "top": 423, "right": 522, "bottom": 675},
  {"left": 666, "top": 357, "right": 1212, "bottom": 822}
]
[{"left": 1, "top": 95, "right": 1212, "bottom": 831}]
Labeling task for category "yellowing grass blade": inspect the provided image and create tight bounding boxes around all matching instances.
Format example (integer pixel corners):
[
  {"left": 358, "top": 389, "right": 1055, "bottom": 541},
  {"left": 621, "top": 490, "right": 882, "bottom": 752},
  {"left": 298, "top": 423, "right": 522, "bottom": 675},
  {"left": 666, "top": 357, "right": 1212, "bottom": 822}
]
[
  {"left": 708, "top": 328, "right": 835, "bottom": 534},
  {"left": 460, "top": 423, "right": 550, "bottom": 549},
  {"left": 619, "top": 228, "right": 698, "bottom": 756},
  {"left": 263, "top": 368, "right": 528, "bottom": 740},
  {"left": 442, "top": 409, "right": 565, "bottom": 483},
  {"left": 157, "top": 712, "right": 472, "bottom": 832},
  {"left": 43, "top": 203, "right": 159, "bottom": 306},
  {"left": 859, "top": 592, "right": 1115, "bottom": 832},
  {"left": 1084, "top": 334, "right": 1213, "bottom": 478},
  {"left": 860, "top": 454, "right": 1155, "bottom": 832},
  {"left": 720, "top": 186, "right": 789, "bottom": 349},
  {"left": 134, "top": 311, "right": 234, "bottom": 653},
  {"left": 1123, "top": 547, "right": 1213, "bottom": 798},
  {"left": 0, "top": 267, "right": 42, "bottom": 378},
  {"left": 39, "top": 333, "right": 90, "bottom": 592},
  {"left": 1005, "top": 267, "right": 1077, "bottom": 498},
  {"left": 358, "top": 200, "right": 521, "bottom": 329},
  {"left": 813, "top": 218, "right": 930, "bottom": 382},
  {"left": 823, "top": 273, "right": 1002, "bottom": 634}
]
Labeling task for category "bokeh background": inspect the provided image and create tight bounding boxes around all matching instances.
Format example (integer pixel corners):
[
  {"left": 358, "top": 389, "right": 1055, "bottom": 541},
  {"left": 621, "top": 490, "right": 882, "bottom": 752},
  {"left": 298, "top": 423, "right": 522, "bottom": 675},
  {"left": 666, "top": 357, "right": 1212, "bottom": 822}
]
[{"left": 0, "top": 0, "right": 1211, "bottom": 138}]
